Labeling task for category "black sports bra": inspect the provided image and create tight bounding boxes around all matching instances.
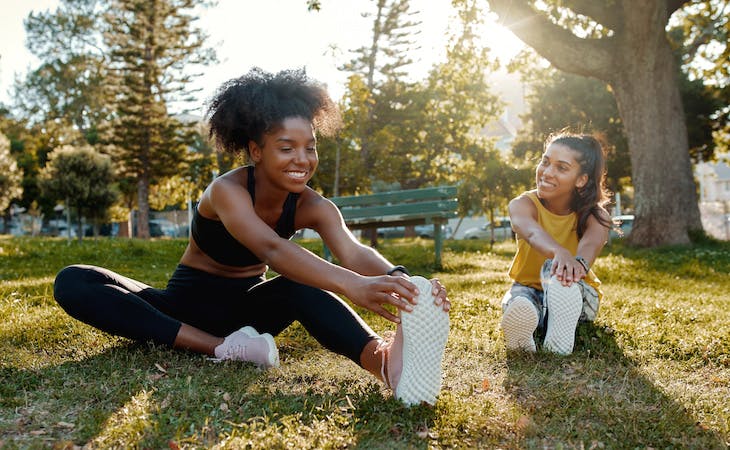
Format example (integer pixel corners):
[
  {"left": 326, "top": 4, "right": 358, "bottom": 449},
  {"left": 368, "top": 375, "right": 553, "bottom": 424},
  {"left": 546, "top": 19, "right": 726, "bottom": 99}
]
[{"left": 190, "top": 166, "right": 300, "bottom": 266}]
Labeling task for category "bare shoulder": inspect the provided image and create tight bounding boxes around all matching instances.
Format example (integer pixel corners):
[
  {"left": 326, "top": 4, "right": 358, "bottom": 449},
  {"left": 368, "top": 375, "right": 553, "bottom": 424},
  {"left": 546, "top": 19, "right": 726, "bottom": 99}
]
[
  {"left": 296, "top": 187, "right": 341, "bottom": 229},
  {"left": 508, "top": 194, "right": 537, "bottom": 220},
  {"left": 201, "top": 167, "right": 251, "bottom": 218}
]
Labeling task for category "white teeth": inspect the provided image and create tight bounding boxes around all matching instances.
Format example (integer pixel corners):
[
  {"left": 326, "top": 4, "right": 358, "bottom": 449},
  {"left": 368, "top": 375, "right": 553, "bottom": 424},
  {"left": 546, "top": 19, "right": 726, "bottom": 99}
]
[
  {"left": 287, "top": 171, "right": 307, "bottom": 179},
  {"left": 540, "top": 179, "right": 555, "bottom": 187}
]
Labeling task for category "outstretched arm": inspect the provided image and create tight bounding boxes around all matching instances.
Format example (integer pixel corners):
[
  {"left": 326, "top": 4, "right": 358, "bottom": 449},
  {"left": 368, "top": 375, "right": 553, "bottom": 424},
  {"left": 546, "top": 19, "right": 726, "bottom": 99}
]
[
  {"left": 303, "top": 195, "right": 450, "bottom": 314},
  {"left": 576, "top": 209, "right": 610, "bottom": 271},
  {"left": 509, "top": 195, "right": 582, "bottom": 286}
]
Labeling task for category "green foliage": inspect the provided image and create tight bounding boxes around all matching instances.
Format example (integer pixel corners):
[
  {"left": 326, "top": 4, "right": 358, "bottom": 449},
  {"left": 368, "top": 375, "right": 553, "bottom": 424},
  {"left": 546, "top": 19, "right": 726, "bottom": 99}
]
[
  {"left": 674, "top": 0, "right": 730, "bottom": 88},
  {"left": 148, "top": 175, "right": 196, "bottom": 211},
  {"left": 15, "top": 0, "right": 109, "bottom": 138},
  {"left": 0, "top": 133, "right": 23, "bottom": 212},
  {"left": 427, "top": 0, "right": 518, "bottom": 215},
  {"left": 39, "top": 145, "right": 118, "bottom": 237},
  {"left": 334, "top": 0, "right": 425, "bottom": 192},
  {"left": 458, "top": 145, "right": 531, "bottom": 221},
  {"left": 1, "top": 236, "right": 729, "bottom": 448},
  {"left": 322, "top": 0, "right": 506, "bottom": 207}
]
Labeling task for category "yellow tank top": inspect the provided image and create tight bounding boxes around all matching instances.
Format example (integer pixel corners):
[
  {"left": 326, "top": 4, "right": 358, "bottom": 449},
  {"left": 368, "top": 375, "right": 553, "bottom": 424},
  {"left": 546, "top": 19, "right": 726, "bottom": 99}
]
[{"left": 508, "top": 190, "right": 602, "bottom": 298}]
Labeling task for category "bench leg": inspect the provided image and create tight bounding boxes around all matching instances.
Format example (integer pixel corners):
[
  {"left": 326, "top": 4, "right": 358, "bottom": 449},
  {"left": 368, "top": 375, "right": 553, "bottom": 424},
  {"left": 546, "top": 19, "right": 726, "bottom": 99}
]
[{"left": 434, "top": 223, "right": 443, "bottom": 269}]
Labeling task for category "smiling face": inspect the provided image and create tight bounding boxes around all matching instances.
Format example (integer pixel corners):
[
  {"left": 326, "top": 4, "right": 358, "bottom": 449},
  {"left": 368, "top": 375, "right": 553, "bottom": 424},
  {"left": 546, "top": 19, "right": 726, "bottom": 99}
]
[
  {"left": 536, "top": 143, "right": 588, "bottom": 213},
  {"left": 249, "top": 116, "right": 318, "bottom": 192}
]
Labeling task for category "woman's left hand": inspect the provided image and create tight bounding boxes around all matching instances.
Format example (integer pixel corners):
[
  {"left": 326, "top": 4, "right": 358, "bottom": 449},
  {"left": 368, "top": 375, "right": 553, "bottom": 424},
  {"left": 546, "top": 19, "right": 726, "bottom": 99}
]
[{"left": 430, "top": 278, "right": 450, "bottom": 312}]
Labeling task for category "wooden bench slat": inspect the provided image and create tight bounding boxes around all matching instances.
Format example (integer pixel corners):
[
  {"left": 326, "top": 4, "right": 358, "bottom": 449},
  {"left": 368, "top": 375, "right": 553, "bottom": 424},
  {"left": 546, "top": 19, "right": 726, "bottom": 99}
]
[
  {"left": 339, "top": 199, "right": 458, "bottom": 220},
  {"left": 331, "top": 186, "right": 457, "bottom": 207}
]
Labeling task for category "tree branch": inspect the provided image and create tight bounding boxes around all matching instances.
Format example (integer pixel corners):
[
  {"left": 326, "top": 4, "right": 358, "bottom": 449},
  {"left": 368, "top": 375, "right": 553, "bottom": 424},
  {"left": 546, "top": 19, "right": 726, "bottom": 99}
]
[
  {"left": 487, "top": 0, "right": 614, "bottom": 80},
  {"left": 665, "top": 0, "right": 692, "bottom": 16},
  {"left": 562, "top": 0, "right": 622, "bottom": 32}
]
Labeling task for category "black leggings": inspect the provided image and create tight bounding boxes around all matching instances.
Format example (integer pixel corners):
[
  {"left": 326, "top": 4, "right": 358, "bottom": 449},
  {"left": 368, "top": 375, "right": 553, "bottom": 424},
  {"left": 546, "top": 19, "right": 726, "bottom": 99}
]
[{"left": 53, "top": 264, "right": 378, "bottom": 364}]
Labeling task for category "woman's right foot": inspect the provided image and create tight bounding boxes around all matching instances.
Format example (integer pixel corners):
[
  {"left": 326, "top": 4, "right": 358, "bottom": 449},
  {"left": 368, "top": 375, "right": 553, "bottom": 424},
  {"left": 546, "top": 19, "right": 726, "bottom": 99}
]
[
  {"left": 214, "top": 326, "right": 280, "bottom": 368},
  {"left": 384, "top": 276, "right": 450, "bottom": 406}
]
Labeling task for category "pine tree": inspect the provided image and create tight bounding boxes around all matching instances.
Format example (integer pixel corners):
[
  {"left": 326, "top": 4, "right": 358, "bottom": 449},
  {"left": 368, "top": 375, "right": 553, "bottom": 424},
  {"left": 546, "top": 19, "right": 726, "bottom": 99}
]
[
  {"left": 342, "top": 0, "right": 421, "bottom": 180},
  {"left": 104, "top": 0, "right": 215, "bottom": 238}
]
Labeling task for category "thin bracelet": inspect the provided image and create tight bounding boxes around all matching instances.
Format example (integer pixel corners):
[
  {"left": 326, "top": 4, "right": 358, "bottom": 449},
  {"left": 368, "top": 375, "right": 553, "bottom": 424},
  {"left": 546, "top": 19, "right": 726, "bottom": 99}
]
[
  {"left": 575, "top": 256, "right": 590, "bottom": 272},
  {"left": 387, "top": 265, "right": 410, "bottom": 276}
]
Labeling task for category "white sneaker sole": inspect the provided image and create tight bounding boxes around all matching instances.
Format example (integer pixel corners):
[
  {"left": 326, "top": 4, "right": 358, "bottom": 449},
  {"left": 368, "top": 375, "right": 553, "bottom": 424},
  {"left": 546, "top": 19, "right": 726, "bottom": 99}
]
[
  {"left": 258, "top": 332, "right": 280, "bottom": 369},
  {"left": 395, "top": 276, "right": 449, "bottom": 406},
  {"left": 543, "top": 282, "right": 582, "bottom": 355},
  {"left": 502, "top": 297, "right": 538, "bottom": 352}
]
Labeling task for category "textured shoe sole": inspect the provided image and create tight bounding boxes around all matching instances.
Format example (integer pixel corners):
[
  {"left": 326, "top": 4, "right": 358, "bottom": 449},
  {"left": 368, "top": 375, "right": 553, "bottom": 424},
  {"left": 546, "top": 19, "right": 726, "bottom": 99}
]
[
  {"left": 543, "top": 281, "right": 582, "bottom": 355},
  {"left": 259, "top": 332, "right": 280, "bottom": 369},
  {"left": 502, "top": 297, "right": 538, "bottom": 352},
  {"left": 395, "top": 276, "right": 449, "bottom": 406}
]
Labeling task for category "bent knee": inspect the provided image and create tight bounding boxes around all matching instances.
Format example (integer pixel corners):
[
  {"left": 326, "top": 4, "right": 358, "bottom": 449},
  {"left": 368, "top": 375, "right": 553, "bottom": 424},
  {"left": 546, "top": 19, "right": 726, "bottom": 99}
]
[{"left": 54, "top": 265, "right": 94, "bottom": 307}]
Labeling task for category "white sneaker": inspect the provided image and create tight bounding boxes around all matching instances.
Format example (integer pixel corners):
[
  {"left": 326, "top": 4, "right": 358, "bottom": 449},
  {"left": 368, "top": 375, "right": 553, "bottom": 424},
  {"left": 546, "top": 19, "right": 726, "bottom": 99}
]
[
  {"left": 543, "top": 280, "right": 582, "bottom": 355},
  {"left": 394, "top": 276, "right": 450, "bottom": 406},
  {"left": 214, "top": 326, "right": 280, "bottom": 368},
  {"left": 501, "top": 297, "right": 538, "bottom": 352}
]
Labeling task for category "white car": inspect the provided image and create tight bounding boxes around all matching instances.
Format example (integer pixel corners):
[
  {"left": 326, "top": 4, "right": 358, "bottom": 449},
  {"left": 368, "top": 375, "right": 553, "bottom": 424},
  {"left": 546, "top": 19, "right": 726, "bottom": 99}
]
[
  {"left": 610, "top": 214, "right": 634, "bottom": 239},
  {"left": 462, "top": 218, "right": 513, "bottom": 240}
]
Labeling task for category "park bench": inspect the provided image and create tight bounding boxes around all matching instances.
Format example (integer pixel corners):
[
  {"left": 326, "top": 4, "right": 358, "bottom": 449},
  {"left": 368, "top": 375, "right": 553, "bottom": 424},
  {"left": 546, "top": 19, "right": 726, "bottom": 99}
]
[{"left": 324, "top": 186, "right": 458, "bottom": 268}]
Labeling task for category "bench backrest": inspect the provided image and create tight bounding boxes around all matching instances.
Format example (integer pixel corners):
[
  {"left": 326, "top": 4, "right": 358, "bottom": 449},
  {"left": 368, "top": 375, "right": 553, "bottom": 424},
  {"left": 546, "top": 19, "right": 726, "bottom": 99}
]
[{"left": 329, "top": 186, "right": 458, "bottom": 227}]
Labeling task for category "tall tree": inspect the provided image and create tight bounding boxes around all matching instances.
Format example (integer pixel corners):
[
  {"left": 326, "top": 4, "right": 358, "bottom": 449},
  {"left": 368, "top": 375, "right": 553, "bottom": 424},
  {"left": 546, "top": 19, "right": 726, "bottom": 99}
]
[
  {"left": 104, "top": 0, "right": 215, "bottom": 238},
  {"left": 342, "top": 0, "right": 421, "bottom": 181},
  {"left": 487, "top": 0, "right": 703, "bottom": 247}
]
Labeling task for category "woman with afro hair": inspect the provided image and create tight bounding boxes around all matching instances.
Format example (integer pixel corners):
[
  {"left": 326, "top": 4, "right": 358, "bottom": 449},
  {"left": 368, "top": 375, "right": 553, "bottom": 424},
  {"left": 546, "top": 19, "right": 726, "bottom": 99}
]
[{"left": 54, "top": 68, "right": 450, "bottom": 406}]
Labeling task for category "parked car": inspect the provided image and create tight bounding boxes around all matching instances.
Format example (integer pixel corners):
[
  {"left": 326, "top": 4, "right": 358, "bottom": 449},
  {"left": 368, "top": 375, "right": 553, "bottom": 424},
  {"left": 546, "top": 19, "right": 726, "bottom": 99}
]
[
  {"left": 415, "top": 224, "right": 452, "bottom": 239},
  {"left": 610, "top": 214, "right": 634, "bottom": 239},
  {"left": 462, "top": 217, "right": 513, "bottom": 240},
  {"left": 376, "top": 224, "right": 452, "bottom": 239},
  {"left": 149, "top": 219, "right": 179, "bottom": 237}
]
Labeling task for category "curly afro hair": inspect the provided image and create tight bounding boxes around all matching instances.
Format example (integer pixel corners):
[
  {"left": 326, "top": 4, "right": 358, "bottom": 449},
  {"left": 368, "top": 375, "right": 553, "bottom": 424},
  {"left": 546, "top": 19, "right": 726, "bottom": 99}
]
[{"left": 206, "top": 67, "right": 341, "bottom": 156}]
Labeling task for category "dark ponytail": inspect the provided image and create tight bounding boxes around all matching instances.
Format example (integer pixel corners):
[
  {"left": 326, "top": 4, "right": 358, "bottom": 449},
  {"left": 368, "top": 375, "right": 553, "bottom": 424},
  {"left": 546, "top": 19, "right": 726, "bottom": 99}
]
[{"left": 546, "top": 132, "right": 612, "bottom": 238}]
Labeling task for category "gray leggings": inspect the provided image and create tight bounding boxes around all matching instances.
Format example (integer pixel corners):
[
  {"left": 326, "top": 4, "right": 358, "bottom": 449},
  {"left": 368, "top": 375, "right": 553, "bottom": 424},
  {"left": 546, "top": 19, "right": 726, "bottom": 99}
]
[{"left": 53, "top": 264, "right": 378, "bottom": 364}]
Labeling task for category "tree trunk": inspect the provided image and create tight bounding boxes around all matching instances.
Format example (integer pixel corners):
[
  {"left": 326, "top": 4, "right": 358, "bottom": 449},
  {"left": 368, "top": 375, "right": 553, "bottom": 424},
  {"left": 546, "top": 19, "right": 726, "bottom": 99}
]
[
  {"left": 610, "top": 36, "right": 702, "bottom": 246},
  {"left": 137, "top": 176, "right": 150, "bottom": 239}
]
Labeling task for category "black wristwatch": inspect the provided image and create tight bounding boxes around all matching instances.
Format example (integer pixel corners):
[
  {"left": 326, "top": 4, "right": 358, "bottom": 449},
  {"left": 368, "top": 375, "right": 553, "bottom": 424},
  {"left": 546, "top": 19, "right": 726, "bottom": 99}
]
[
  {"left": 575, "top": 256, "right": 590, "bottom": 272},
  {"left": 387, "top": 265, "right": 410, "bottom": 276}
]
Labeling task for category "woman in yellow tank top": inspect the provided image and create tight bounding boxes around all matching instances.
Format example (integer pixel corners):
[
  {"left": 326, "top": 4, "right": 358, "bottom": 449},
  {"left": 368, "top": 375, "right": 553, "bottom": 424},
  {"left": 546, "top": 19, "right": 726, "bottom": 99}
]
[{"left": 502, "top": 131, "right": 612, "bottom": 355}]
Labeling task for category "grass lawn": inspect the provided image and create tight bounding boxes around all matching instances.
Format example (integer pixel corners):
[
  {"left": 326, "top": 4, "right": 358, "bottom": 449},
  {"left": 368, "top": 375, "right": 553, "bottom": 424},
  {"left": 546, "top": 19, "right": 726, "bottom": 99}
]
[{"left": 1, "top": 235, "right": 728, "bottom": 449}]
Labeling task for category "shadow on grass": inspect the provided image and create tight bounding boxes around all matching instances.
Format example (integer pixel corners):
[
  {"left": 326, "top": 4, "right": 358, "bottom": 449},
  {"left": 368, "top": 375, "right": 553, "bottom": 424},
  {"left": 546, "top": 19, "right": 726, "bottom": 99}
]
[
  {"left": 503, "top": 322, "right": 726, "bottom": 449},
  {"left": 1, "top": 341, "right": 438, "bottom": 449}
]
